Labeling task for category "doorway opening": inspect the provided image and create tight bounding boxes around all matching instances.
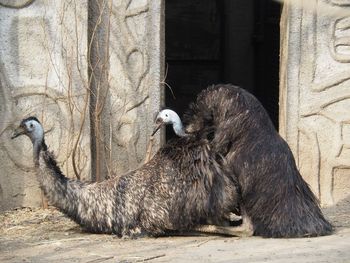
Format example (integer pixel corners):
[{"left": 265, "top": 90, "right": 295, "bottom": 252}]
[{"left": 165, "top": 0, "right": 281, "bottom": 139}]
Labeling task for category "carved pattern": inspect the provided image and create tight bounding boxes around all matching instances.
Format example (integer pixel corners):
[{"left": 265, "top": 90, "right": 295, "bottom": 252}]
[
  {"left": 0, "top": 0, "right": 160, "bottom": 209},
  {"left": 0, "top": 1, "right": 90, "bottom": 179},
  {"left": 309, "top": 17, "right": 350, "bottom": 91},
  {"left": 1, "top": 87, "right": 67, "bottom": 170},
  {"left": 9, "top": 16, "right": 51, "bottom": 87},
  {"left": 0, "top": 0, "right": 35, "bottom": 9},
  {"left": 0, "top": 84, "right": 90, "bottom": 179},
  {"left": 296, "top": 0, "right": 350, "bottom": 204},
  {"left": 330, "top": 0, "right": 350, "bottom": 6},
  {"left": 108, "top": 0, "right": 152, "bottom": 173},
  {"left": 330, "top": 17, "right": 350, "bottom": 63}
]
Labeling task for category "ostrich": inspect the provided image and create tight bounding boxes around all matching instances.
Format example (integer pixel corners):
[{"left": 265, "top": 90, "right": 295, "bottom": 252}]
[
  {"left": 154, "top": 84, "right": 332, "bottom": 238},
  {"left": 11, "top": 116, "right": 243, "bottom": 237}
]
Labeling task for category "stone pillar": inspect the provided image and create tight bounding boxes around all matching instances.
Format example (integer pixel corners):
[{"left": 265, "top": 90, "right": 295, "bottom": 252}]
[
  {"left": 98, "top": 0, "right": 164, "bottom": 176},
  {"left": 280, "top": 0, "right": 350, "bottom": 206},
  {"left": 0, "top": 0, "right": 90, "bottom": 210},
  {"left": 88, "top": 0, "right": 112, "bottom": 182}
]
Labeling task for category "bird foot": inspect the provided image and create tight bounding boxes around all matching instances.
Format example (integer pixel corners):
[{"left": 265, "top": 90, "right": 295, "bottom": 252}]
[{"left": 192, "top": 224, "right": 253, "bottom": 237}]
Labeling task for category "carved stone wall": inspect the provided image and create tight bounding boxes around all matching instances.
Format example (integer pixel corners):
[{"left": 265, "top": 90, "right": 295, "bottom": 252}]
[
  {"left": 0, "top": 0, "right": 163, "bottom": 211},
  {"left": 280, "top": 0, "right": 350, "bottom": 206},
  {"left": 0, "top": 0, "right": 90, "bottom": 211},
  {"left": 97, "top": 0, "right": 164, "bottom": 177}
]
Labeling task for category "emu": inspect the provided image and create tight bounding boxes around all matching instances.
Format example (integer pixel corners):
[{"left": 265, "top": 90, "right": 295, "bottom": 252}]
[
  {"left": 11, "top": 116, "right": 241, "bottom": 237},
  {"left": 154, "top": 84, "right": 332, "bottom": 238}
]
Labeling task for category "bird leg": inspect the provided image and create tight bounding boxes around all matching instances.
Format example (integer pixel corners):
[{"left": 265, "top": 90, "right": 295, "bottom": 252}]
[
  {"left": 40, "top": 191, "right": 48, "bottom": 209},
  {"left": 192, "top": 222, "right": 253, "bottom": 237},
  {"left": 192, "top": 210, "right": 254, "bottom": 237}
]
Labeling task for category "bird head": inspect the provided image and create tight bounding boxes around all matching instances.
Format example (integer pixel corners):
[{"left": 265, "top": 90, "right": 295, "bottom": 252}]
[
  {"left": 11, "top": 117, "right": 44, "bottom": 144},
  {"left": 152, "top": 109, "right": 181, "bottom": 136}
]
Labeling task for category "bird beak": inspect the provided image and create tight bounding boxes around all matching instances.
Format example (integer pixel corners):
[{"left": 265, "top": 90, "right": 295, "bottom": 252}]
[
  {"left": 151, "top": 118, "right": 164, "bottom": 136},
  {"left": 11, "top": 126, "right": 26, "bottom": 139}
]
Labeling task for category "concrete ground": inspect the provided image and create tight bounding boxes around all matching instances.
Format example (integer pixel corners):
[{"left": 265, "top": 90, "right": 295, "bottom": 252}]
[{"left": 1, "top": 198, "right": 350, "bottom": 263}]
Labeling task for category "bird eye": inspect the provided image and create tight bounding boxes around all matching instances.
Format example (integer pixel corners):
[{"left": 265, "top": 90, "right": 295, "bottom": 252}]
[
  {"left": 30, "top": 123, "right": 34, "bottom": 128},
  {"left": 165, "top": 114, "right": 168, "bottom": 117}
]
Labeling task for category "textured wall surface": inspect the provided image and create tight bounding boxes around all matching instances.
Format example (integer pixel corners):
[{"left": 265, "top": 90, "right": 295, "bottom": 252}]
[
  {"left": 88, "top": 0, "right": 164, "bottom": 179},
  {"left": 280, "top": 0, "right": 350, "bottom": 206},
  {"left": 0, "top": 0, "right": 163, "bottom": 211},
  {"left": 0, "top": 0, "right": 91, "bottom": 211},
  {"left": 106, "top": 0, "right": 164, "bottom": 175}
]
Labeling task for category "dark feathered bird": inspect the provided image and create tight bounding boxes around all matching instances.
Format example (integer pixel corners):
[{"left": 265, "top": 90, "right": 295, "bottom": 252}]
[
  {"left": 155, "top": 85, "right": 332, "bottom": 238},
  {"left": 11, "top": 116, "right": 239, "bottom": 237},
  {"left": 179, "top": 84, "right": 332, "bottom": 238}
]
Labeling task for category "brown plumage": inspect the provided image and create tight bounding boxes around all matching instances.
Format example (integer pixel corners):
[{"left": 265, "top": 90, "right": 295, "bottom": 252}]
[
  {"left": 11, "top": 117, "right": 239, "bottom": 237},
  {"left": 182, "top": 84, "right": 332, "bottom": 238}
]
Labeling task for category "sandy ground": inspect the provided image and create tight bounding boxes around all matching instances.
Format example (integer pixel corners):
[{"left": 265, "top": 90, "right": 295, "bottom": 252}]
[{"left": 1, "top": 198, "right": 350, "bottom": 263}]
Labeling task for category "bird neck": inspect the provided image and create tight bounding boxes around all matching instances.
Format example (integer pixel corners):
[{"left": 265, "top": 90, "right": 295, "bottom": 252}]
[
  {"left": 173, "top": 120, "right": 187, "bottom": 137},
  {"left": 33, "top": 139, "right": 47, "bottom": 166}
]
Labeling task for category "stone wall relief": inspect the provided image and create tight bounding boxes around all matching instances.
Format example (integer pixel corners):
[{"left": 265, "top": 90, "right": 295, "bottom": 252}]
[
  {"left": 108, "top": 0, "right": 152, "bottom": 174},
  {"left": 330, "top": 0, "right": 350, "bottom": 6},
  {"left": 0, "top": 0, "right": 162, "bottom": 209},
  {"left": 296, "top": 0, "right": 350, "bottom": 205},
  {"left": 0, "top": 0, "right": 90, "bottom": 209},
  {"left": 0, "top": 0, "right": 35, "bottom": 9}
]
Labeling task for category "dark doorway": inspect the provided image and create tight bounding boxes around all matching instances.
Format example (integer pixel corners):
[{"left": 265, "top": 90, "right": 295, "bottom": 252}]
[{"left": 165, "top": 0, "right": 281, "bottom": 138}]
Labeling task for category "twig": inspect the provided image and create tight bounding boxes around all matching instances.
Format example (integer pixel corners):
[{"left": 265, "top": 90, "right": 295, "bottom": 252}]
[
  {"left": 136, "top": 254, "right": 166, "bottom": 262},
  {"left": 126, "top": 95, "right": 149, "bottom": 113},
  {"left": 86, "top": 256, "right": 114, "bottom": 263},
  {"left": 195, "top": 238, "right": 213, "bottom": 247},
  {"left": 160, "top": 63, "right": 176, "bottom": 99},
  {"left": 144, "top": 136, "right": 154, "bottom": 164}
]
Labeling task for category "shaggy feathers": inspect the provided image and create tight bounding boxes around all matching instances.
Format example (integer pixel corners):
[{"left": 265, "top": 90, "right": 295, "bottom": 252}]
[
  {"left": 184, "top": 84, "right": 332, "bottom": 237},
  {"left": 34, "top": 131, "right": 238, "bottom": 236},
  {"left": 15, "top": 83, "right": 332, "bottom": 238}
]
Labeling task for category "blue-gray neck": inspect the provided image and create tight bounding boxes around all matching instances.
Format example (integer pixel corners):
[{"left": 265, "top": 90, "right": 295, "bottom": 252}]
[
  {"left": 32, "top": 132, "right": 47, "bottom": 166},
  {"left": 173, "top": 121, "right": 187, "bottom": 137}
]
